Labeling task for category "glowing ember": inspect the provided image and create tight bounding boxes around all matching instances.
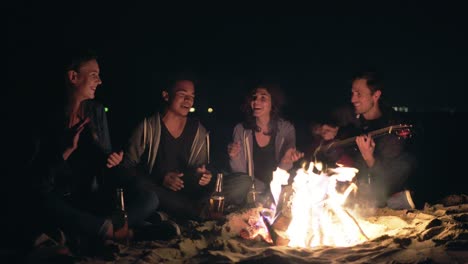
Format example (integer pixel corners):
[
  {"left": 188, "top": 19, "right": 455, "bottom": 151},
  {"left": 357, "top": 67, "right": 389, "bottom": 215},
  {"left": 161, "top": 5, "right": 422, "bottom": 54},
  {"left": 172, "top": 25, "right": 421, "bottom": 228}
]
[{"left": 239, "top": 210, "right": 273, "bottom": 244}]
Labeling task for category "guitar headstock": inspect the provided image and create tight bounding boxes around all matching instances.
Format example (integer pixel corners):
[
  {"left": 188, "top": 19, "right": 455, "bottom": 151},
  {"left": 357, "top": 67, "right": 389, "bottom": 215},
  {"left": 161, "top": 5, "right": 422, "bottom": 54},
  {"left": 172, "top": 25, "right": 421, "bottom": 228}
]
[{"left": 391, "top": 124, "right": 414, "bottom": 139}]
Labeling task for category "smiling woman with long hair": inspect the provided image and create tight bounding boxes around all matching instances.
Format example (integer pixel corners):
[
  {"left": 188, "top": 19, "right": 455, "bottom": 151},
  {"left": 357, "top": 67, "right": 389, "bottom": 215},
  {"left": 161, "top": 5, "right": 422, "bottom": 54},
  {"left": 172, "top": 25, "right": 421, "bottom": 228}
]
[
  {"left": 228, "top": 82, "right": 303, "bottom": 204},
  {"left": 29, "top": 49, "right": 162, "bottom": 258}
]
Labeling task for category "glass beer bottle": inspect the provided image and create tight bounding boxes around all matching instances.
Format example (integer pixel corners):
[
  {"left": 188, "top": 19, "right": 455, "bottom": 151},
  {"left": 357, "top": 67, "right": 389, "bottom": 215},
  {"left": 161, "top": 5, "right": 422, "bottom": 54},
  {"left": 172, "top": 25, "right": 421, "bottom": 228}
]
[
  {"left": 209, "top": 173, "right": 225, "bottom": 219},
  {"left": 112, "top": 188, "right": 129, "bottom": 245},
  {"left": 246, "top": 183, "right": 259, "bottom": 207}
]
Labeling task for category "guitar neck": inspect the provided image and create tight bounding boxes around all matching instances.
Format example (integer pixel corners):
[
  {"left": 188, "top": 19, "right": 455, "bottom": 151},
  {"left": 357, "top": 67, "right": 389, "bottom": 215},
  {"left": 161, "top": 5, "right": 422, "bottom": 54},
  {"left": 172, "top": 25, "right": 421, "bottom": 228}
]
[{"left": 323, "top": 126, "right": 398, "bottom": 150}]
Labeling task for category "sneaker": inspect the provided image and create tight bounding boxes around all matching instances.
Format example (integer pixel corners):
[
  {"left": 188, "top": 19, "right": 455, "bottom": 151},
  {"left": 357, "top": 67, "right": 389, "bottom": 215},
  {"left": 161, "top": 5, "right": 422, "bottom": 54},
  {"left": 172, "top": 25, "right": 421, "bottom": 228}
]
[
  {"left": 33, "top": 228, "right": 66, "bottom": 247},
  {"left": 387, "top": 190, "right": 416, "bottom": 210},
  {"left": 133, "top": 220, "right": 181, "bottom": 241},
  {"left": 146, "top": 211, "right": 170, "bottom": 225},
  {"left": 27, "top": 229, "right": 74, "bottom": 263}
]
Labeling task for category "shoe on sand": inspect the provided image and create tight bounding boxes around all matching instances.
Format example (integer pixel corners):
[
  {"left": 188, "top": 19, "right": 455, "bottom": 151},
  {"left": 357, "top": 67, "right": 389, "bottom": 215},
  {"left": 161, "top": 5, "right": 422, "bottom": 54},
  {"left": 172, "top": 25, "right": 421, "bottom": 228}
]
[
  {"left": 146, "top": 211, "right": 170, "bottom": 225},
  {"left": 387, "top": 190, "right": 415, "bottom": 210},
  {"left": 133, "top": 220, "right": 181, "bottom": 241}
]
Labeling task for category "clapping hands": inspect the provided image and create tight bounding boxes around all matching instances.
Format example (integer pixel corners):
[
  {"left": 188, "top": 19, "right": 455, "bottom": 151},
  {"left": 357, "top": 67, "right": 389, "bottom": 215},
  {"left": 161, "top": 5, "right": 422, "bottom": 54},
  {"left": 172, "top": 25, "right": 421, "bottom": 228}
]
[
  {"left": 106, "top": 151, "right": 123, "bottom": 168},
  {"left": 63, "top": 117, "right": 90, "bottom": 160}
]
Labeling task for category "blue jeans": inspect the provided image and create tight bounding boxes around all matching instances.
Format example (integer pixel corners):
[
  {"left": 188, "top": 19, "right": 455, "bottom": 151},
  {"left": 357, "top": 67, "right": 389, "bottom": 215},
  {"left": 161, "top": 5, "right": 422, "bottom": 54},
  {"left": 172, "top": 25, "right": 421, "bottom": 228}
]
[
  {"left": 154, "top": 172, "right": 253, "bottom": 220},
  {"left": 223, "top": 172, "right": 254, "bottom": 206},
  {"left": 107, "top": 168, "right": 159, "bottom": 227}
]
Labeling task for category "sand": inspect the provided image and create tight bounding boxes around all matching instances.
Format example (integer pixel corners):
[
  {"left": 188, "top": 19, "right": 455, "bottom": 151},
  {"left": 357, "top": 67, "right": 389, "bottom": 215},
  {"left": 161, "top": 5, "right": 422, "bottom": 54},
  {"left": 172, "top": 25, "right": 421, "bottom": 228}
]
[{"left": 75, "top": 194, "right": 467, "bottom": 264}]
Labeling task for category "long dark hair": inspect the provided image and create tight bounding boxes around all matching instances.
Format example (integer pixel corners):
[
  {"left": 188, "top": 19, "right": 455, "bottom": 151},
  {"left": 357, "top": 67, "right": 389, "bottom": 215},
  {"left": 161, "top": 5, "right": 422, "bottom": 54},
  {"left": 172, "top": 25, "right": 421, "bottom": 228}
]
[{"left": 241, "top": 82, "right": 285, "bottom": 135}]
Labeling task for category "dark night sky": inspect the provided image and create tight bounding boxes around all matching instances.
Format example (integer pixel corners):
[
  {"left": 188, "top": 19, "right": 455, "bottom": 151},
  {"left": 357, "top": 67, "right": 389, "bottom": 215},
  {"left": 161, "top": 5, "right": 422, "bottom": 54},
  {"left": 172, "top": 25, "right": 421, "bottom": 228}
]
[
  {"left": 6, "top": 2, "right": 468, "bottom": 201},
  {"left": 8, "top": 2, "right": 468, "bottom": 115}
]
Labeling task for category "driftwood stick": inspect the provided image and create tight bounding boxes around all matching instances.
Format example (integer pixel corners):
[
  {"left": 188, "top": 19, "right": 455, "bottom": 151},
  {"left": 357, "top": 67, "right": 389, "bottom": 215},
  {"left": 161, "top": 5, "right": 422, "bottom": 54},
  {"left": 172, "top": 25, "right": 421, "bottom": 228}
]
[
  {"left": 342, "top": 207, "right": 369, "bottom": 240},
  {"left": 260, "top": 211, "right": 278, "bottom": 245}
]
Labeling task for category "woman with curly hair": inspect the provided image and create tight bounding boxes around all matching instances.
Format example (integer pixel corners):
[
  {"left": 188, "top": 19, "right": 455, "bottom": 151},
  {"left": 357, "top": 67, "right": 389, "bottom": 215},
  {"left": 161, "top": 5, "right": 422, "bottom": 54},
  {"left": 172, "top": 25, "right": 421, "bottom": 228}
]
[{"left": 228, "top": 82, "right": 303, "bottom": 203}]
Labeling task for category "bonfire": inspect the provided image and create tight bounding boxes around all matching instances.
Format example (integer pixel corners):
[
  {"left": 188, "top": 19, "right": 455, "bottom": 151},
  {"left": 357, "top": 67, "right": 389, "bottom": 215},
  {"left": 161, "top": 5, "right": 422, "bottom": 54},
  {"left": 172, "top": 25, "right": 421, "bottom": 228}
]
[
  {"left": 234, "top": 164, "right": 385, "bottom": 248},
  {"left": 75, "top": 164, "right": 468, "bottom": 263}
]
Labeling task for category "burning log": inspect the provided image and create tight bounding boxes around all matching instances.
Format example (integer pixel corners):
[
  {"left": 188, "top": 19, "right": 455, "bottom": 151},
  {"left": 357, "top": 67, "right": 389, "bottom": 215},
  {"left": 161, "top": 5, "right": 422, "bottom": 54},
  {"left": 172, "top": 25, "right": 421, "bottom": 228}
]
[
  {"left": 260, "top": 211, "right": 277, "bottom": 244},
  {"left": 236, "top": 209, "right": 284, "bottom": 246},
  {"left": 233, "top": 163, "right": 391, "bottom": 248},
  {"left": 268, "top": 163, "right": 374, "bottom": 247}
]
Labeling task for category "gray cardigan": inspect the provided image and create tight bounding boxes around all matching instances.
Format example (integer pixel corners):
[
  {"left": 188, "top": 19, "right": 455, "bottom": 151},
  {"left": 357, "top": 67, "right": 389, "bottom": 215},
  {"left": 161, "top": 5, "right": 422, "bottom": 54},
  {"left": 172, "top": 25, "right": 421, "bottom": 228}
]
[
  {"left": 123, "top": 113, "right": 210, "bottom": 174},
  {"left": 229, "top": 118, "right": 296, "bottom": 177}
]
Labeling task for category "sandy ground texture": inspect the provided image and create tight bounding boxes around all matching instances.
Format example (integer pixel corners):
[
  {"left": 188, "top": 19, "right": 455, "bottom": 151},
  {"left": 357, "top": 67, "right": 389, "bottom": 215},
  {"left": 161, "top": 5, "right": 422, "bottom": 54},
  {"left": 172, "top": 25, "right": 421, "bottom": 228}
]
[{"left": 69, "top": 194, "right": 468, "bottom": 264}]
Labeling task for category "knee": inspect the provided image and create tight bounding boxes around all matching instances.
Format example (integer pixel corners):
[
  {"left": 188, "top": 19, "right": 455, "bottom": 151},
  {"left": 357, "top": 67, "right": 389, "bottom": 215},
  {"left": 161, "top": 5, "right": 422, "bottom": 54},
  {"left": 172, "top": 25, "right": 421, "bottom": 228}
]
[
  {"left": 226, "top": 175, "right": 253, "bottom": 205},
  {"left": 141, "top": 189, "right": 159, "bottom": 213},
  {"left": 149, "top": 190, "right": 160, "bottom": 211},
  {"left": 241, "top": 177, "right": 253, "bottom": 192},
  {"left": 227, "top": 174, "right": 252, "bottom": 192}
]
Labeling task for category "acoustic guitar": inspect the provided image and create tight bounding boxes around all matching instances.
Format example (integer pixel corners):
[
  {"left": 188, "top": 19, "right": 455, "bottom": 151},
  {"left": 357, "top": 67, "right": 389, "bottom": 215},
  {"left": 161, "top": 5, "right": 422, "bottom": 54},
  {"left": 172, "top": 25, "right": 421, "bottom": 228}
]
[{"left": 313, "top": 124, "right": 413, "bottom": 158}]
